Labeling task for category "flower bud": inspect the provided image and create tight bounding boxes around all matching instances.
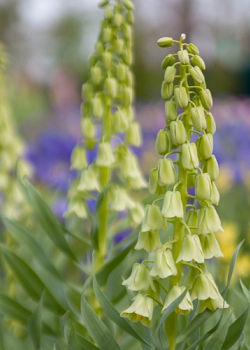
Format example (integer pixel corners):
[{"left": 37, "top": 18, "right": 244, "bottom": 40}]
[
  {"left": 149, "top": 168, "right": 158, "bottom": 194},
  {"left": 81, "top": 118, "right": 95, "bottom": 139},
  {"left": 181, "top": 143, "right": 199, "bottom": 170},
  {"left": 92, "top": 96, "right": 103, "bottom": 118},
  {"left": 142, "top": 204, "right": 163, "bottom": 231},
  {"left": 150, "top": 249, "right": 177, "bottom": 278},
  {"left": 102, "top": 50, "right": 112, "bottom": 69},
  {"left": 177, "top": 235, "right": 204, "bottom": 263},
  {"left": 104, "top": 77, "right": 117, "bottom": 98},
  {"left": 157, "top": 37, "right": 173, "bottom": 48},
  {"left": 190, "top": 66, "right": 205, "bottom": 84},
  {"left": 190, "top": 55, "right": 206, "bottom": 70},
  {"left": 130, "top": 204, "right": 145, "bottom": 225},
  {"left": 195, "top": 173, "right": 212, "bottom": 201},
  {"left": 112, "top": 109, "right": 128, "bottom": 132},
  {"left": 116, "top": 63, "right": 126, "bottom": 82},
  {"left": 123, "top": 0, "right": 134, "bottom": 10},
  {"left": 96, "top": 142, "right": 115, "bottom": 167},
  {"left": 113, "top": 13, "right": 123, "bottom": 27},
  {"left": 186, "top": 209, "right": 198, "bottom": 234},
  {"left": 64, "top": 197, "right": 88, "bottom": 219},
  {"left": 162, "top": 191, "right": 183, "bottom": 218},
  {"left": 122, "top": 263, "right": 155, "bottom": 292},
  {"left": 70, "top": 146, "right": 88, "bottom": 170},
  {"left": 197, "top": 206, "right": 223, "bottom": 234},
  {"left": 164, "top": 66, "right": 176, "bottom": 84},
  {"left": 104, "top": 5, "right": 113, "bottom": 19},
  {"left": 162, "top": 286, "right": 193, "bottom": 315},
  {"left": 192, "top": 95, "right": 200, "bottom": 106},
  {"left": 125, "top": 122, "right": 142, "bottom": 146},
  {"left": 125, "top": 70, "right": 134, "bottom": 86},
  {"left": 123, "top": 49, "right": 133, "bottom": 65},
  {"left": 77, "top": 164, "right": 100, "bottom": 192},
  {"left": 98, "top": 0, "right": 109, "bottom": 8},
  {"left": 88, "top": 54, "right": 97, "bottom": 67},
  {"left": 165, "top": 100, "right": 177, "bottom": 122},
  {"left": 90, "top": 66, "right": 101, "bottom": 85},
  {"left": 170, "top": 120, "right": 187, "bottom": 146},
  {"left": 200, "top": 89, "right": 213, "bottom": 110},
  {"left": 121, "top": 294, "right": 154, "bottom": 327},
  {"left": 95, "top": 42, "right": 104, "bottom": 57},
  {"left": 174, "top": 87, "right": 189, "bottom": 108},
  {"left": 205, "top": 113, "right": 216, "bottom": 134},
  {"left": 200, "top": 233, "right": 223, "bottom": 259},
  {"left": 191, "top": 106, "right": 206, "bottom": 131},
  {"left": 114, "top": 38, "right": 124, "bottom": 55},
  {"left": 102, "top": 27, "right": 112, "bottom": 42},
  {"left": 178, "top": 50, "right": 190, "bottom": 65},
  {"left": 126, "top": 10, "right": 133, "bottom": 25},
  {"left": 210, "top": 181, "right": 220, "bottom": 205},
  {"left": 155, "top": 129, "right": 171, "bottom": 155},
  {"left": 161, "top": 54, "right": 176, "bottom": 69},
  {"left": 122, "top": 86, "right": 133, "bottom": 106},
  {"left": 158, "top": 158, "right": 176, "bottom": 186},
  {"left": 191, "top": 272, "right": 221, "bottom": 301},
  {"left": 82, "top": 83, "right": 92, "bottom": 102},
  {"left": 135, "top": 230, "right": 162, "bottom": 253},
  {"left": 161, "top": 82, "right": 173, "bottom": 100},
  {"left": 202, "top": 155, "right": 219, "bottom": 181},
  {"left": 197, "top": 133, "right": 213, "bottom": 160},
  {"left": 186, "top": 43, "right": 199, "bottom": 55}
]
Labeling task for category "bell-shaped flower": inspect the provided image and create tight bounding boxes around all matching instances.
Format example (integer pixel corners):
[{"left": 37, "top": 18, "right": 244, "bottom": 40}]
[
  {"left": 150, "top": 249, "right": 177, "bottom": 279},
  {"left": 162, "top": 191, "right": 183, "bottom": 219},
  {"left": 186, "top": 209, "right": 198, "bottom": 234},
  {"left": 203, "top": 155, "right": 219, "bottom": 181},
  {"left": 158, "top": 158, "right": 176, "bottom": 186},
  {"left": 135, "top": 230, "right": 161, "bottom": 253},
  {"left": 130, "top": 203, "right": 145, "bottom": 225},
  {"left": 155, "top": 129, "right": 171, "bottom": 155},
  {"left": 176, "top": 234, "right": 204, "bottom": 263},
  {"left": 170, "top": 120, "right": 187, "bottom": 146},
  {"left": 125, "top": 122, "right": 142, "bottom": 147},
  {"left": 122, "top": 263, "right": 155, "bottom": 292},
  {"left": 112, "top": 109, "right": 128, "bottom": 133},
  {"left": 63, "top": 197, "right": 88, "bottom": 219},
  {"left": 200, "top": 89, "right": 213, "bottom": 110},
  {"left": 197, "top": 206, "right": 223, "bottom": 234},
  {"left": 92, "top": 96, "right": 103, "bottom": 119},
  {"left": 81, "top": 118, "right": 95, "bottom": 140},
  {"left": 121, "top": 294, "right": 154, "bottom": 327},
  {"left": 142, "top": 204, "right": 163, "bottom": 232},
  {"left": 162, "top": 286, "right": 193, "bottom": 315},
  {"left": 205, "top": 112, "right": 216, "bottom": 134},
  {"left": 199, "top": 233, "right": 223, "bottom": 259},
  {"left": 196, "top": 133, "right": 213, "bottom": 160},
  {"left": 70, "top": 146, "right": 88, "bottom": 170},
  {"left": 195, "top": 173, "right": 212, "bottom": 201},
  {"left": 210, "top": 181, "right": 220, "bottom": 205},
  {"left": 190, "top": 106, "right": 206, "bottom": 131},
  {"left": 181, "top": 143, "right": 199, "bottom": 170},
  {"left": 77, "top": 164, "right": 100, "bottom": 192},
  {"left": 149, "top": 168, "right": 165, "bottom": 195},
  {"left": 198, "top": 294, "right": 229, "bottom": 313},
  {"left": 96, "top": 142, "right": 115, "bottom": 167},
  {"left": 108, "top": 186, "right": 135, "bottom": 211},
  {"left": 174, "top": 86, "right": 189, "bottom": 108},
  {"left": 191, "top": 272, "right": 221, "bottom": 301}
]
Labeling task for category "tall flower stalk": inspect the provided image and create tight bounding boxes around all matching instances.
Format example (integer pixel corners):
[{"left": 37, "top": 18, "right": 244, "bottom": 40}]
[
  {"left": 121, "top": 34, "right": 228, "bottom": 349},
  {"left": 65, "top": 0, "right": 145, "bottom": 271}
]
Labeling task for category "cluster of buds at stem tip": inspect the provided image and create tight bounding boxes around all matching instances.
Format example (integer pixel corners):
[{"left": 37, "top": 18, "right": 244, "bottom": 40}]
[
  {"left": 121, "top": 34, "right": 228, "bottom": 327},
  {"left": 65, "top": 0, "right": 146, "bottom": 224}
]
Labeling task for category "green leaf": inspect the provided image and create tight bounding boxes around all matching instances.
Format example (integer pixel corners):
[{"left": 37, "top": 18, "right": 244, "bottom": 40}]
[
  {"left": 240, "top": 279, "right": 250, "bottom": 303},
  {"left": 203, "top": 313, "right": 232, "bottom": 350},
  {"left": 222, "top": 240, "right": 244, "bottom": 297},
  {"left": 155, "top": 324, "right": 169, "bottom": 350},
  {"left": 221, "top": 307, "right": 249, "bottom": 350},
  {"left": 60, "top": 311, "right": 71, "bottom": 340},
  {"left": 0, "top": 293, "right": 31, "bottom": 323},
  {"left": 93, "top": 275, "right": 152, "bottom": 347},
  {"left": 27, "top": 292, "right": 44, "bottom": 350},
  {"left": 24, "top": 180, "right": 79, "bottom": 264},
  {"left": 0, "top": 316, "right": 5, "bottom": 350},
  {"left": 68, "top": 325, "right": 78, "bottom": 350},
  {"left": 185, "top": 316, "right": 222, "bottom": 350},
  {"left": 81, "top": 278, "right": 121, "bottom": 350},
  {"left": 96, "top": 244, "right": 134, "bottom": 286},
  {"left": 176, "top": 309, "right": 214, "bottom": 344},
  {"left": 155, "top": 288, "right": 187, "bottom": 335},
  {"left": 76, "top": 335, "right": 100, "bottom": 350}
]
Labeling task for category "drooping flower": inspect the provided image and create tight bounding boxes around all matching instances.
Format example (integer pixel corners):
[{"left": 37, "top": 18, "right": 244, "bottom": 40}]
[
  {"left": 176, "top": 234, "right": 204, "bottom": 264},
  {"left": 162, "top": 286, "right": 193, "bottom": 315},
  {"left": 121, "top": 294, "right": 154, "bottom": 327},
  {"left": 150, "top": 249, "right": 177, "bottom": 279},
  {"left": 122, "top": 263, "right": 155, "bottom": 291}
]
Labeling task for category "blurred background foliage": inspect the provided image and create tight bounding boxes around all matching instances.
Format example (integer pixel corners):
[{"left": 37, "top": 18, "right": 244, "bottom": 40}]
[{"left": 0, "top": 0, "right": 250, "bottom": 291}]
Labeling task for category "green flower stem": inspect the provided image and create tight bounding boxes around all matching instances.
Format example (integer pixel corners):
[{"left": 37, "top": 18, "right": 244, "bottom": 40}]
[
  {"left": 182, "top": 262, "right": 203, "bottom": 274},
  {"left": 142, "top": 260, "right": 154, "bottom": 265},
  {"left": 155, "top": 279, "right": 169, "bottom": 294},
  {"left": 95, "top": 99, "right": 112, "bottom": 271},
  {"left": 181, "top": 220, "right": 191, "bottom": 235},
  {"left": 146, "top": 294, "right": 164, "bottom": 307}
]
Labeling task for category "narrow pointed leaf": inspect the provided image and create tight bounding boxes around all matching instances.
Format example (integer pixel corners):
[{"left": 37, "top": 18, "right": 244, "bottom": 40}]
[
  {"left": 155, "top": 324, "right": 169, "bottom": 350},
  {"left": 221, "top": 307, "right": 249, "bottom": 350},
  {"left": 203, "top": 313, "right": 232, "bottom": 350},
  {"left": 0, "top": 293, "right": 31, "bottom": 323},
  {"left": 27, "top": 292, "right": 44, "bottom": 350},
  {"left": 60, "top": 311, "right": 71, "bottom": 340},
  {"left": 0, "top": 316, "right": 5, "bottom": 350},
  {"left": 106, "top": 254, "right": 130, "bottom": 301},
  {"left": 93, "top": 275, "right": 151, "bottom": 347},
  {"left": 81, "top": 278, "right": 121, "bottom": 350},
  {"left": 155, "top": 288, "right": 187, "bottom": 334},
  {"left": 68, "top": 325, "right": 78, "bottom": 350}
]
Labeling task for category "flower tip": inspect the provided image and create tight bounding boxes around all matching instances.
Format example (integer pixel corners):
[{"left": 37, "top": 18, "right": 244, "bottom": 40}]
[{"left": 181, "top": 33, "right": 186, "bottom": 40}]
